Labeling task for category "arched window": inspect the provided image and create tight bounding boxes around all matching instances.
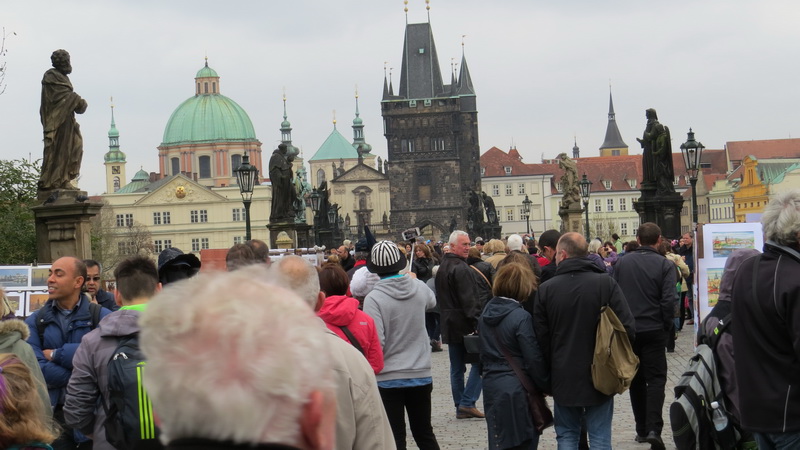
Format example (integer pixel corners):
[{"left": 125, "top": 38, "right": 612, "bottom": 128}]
[
  {"left": 317, "top": 169, "right": 326, "bottom": 185},
  {"left": 359, "top": 193, "right": 367, "bottom": 210},
  {"left": 212, "top": 82, "right": 217, "bottom": 93},
  {"left": 199, "top": 155, "right": 211, "bottom": 178},
  {"left": 171, "top": 157, "right": 180, "bottom": 175},
  {"left": 113, "top": 176, "right": 120, "bottom": 192},
  {"left": 196, "top": 83, "right": 200, "bottom": 95},
  {"left": 204, "top": 82, "right": 209, "bottom": 94},
  {"left": 231, "top": 154, "right": 242, "bottom": 171}
]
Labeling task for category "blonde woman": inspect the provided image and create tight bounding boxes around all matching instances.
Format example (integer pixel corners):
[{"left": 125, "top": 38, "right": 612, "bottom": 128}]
[{"left": 0, "top": 353, "right": 58, "bottom": 449}]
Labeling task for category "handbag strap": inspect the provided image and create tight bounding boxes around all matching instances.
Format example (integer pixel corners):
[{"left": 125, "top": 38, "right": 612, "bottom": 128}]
[
  {"left": 338, "top": 325, "right": 365, "bottom": 356},
  {"left": 470, "top": 265, "right": 491, "bottom": 287},
  {"left": 491, "top": 326, "right": 542, "bottom": 397}
]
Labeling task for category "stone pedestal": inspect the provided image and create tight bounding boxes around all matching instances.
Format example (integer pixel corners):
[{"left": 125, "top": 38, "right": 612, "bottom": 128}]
[
  {"left": 634, "top": 189, "right": 684, "bottom": 240},
  {"left": 267, "top": 223, "right": 312, "bottom": 249},
  {"left": 559, "top": 205, "right": 585, "bottom": 234},
  {"left": 480, "top": 222, "right": 503, "bottom": 240},
  {"left": 31, "top": 190, "right": 102, "bottom": 263}
]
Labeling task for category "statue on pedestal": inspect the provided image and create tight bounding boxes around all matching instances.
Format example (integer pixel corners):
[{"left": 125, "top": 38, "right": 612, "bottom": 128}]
[
  {"left": 293, "top": 166, "right": 312, "bottom": 223},
  {"left": 269, "top": 144, "right": 295, "bottom": 223},
  {"left": 558, "top": 153, "right": 581, "bottom": 209},
  {"left": 636, "top": 108, "right": 675, "bottom": 195},
  {"left": 39, "top": 49, "right": 88, "bottom": 192}
]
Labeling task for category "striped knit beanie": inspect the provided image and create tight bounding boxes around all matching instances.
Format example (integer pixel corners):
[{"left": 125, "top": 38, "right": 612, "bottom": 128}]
[{"left": 367, "top": 240, "right": 406, "bottom": 275}]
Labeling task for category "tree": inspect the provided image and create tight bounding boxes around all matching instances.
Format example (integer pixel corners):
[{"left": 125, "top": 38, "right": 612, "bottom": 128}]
[
  {"left": 0, "top": 158, "right": 40, "bottom": 264},
  {"left": 0, "top": 28, "right": 16, "bottom": 96},
  {"left": 91, "top": 201, "right": 153, "bottom": 277}
]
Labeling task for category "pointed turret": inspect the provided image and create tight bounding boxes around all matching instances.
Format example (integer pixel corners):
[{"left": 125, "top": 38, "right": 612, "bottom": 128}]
[
  {"left": 398, "top": 22, "right": 444, "bottom": 99},
  {"left": 280, "top": 94, "right": 301, "bottom": 165},
  {"left": 382, "top": 71, "right": 391, "bottom": 100},
  {"left": 456, "top": 49, "right": 475, "bottom": 96},
  {"left": 573, "top": 137, "right": 580, "bottom": 159},
  {"left": 352, "top": 88, "right": 372, "bottom": 156},
  {"left": 104, "top": 101, "right": 127, "bottom": 193},
  {"left": 599, "top": 89, "right": 628, "bottom": 156}
]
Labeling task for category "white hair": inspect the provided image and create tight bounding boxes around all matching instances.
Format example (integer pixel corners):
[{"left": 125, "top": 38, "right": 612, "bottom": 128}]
[
  {"left": 762, "top": 189, "right": 800, "bottom": 248},
  {"left": 587, "top": 239, "right": 603, "bottom": 254},
  {"left": 273, "top": 255, "right": 321, "bottom": 308},
  {"left": 507, "top": 234, "right": 524, "bottom": 252},
  {"left": 448, "top": 230, "right": 468, "bottom": 245},
  {"left": 140, "top": 265, "right": 332, "bottom": 445}
]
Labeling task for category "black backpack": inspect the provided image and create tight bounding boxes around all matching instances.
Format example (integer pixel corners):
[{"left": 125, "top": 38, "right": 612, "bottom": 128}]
[{"left": 103, "top": 333, "right": 163, "bottom": 450}]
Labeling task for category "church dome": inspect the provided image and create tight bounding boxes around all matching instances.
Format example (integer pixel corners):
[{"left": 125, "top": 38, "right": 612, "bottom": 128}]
[{"left": 161, "top": 63, "right": 257, "bottom": 146}]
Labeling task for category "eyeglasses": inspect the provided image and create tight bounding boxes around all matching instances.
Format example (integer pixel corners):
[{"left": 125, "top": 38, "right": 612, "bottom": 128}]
[{"left": 88, "top": 277, "right": 101, "bottom": 282}]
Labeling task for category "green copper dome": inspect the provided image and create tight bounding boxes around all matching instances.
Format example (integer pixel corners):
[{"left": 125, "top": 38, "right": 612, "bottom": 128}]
[
  {"left": 161, "top": 94, "right": 257, "bottom": 145},
  {"left": 196, "top": 63, "right": 218, "bottom": 78},
  {"left": 310, "top": 127, "right": 360, "bottom": 161}
]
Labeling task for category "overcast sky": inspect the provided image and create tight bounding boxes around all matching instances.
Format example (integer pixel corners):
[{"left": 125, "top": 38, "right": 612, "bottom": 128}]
[{"left": 2, "top": 0, "right": 799, "bottom": 196}]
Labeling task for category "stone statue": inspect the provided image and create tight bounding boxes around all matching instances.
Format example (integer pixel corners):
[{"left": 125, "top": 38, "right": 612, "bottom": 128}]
[
  {"left": 466, "top": 190, "right": 484, "bottom": 230},
  {"left": 269, "top": 143, "right": 295, "bottom": 223},
  {"left": 449, "top": 215, "right": 457, "bottom": 233},
  {"left": 481, "top": 191, "right": 497, "bottom": 224},
  {"left": 637, "top": 108, "right": 675, "bottom": 194},
  {"left": 558, "top": 153, "right": 581, "bottom": 209},
  {"left": 293, "top": 166, "right": 312, "bottom": 223},
  {"left": 39, "top": 49, "right": 88, "bottom": 192}
]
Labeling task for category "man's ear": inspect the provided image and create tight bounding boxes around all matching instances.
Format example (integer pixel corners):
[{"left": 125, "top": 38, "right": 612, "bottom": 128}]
[
  {"left": 114, "top": 289, "right": 123, "bottom": 307},
  {"left": 299, "top": 390, "right": 336, "bottom": 450},
  {"left": 314, "top": 291, "right": 326, "bottom": 313}
]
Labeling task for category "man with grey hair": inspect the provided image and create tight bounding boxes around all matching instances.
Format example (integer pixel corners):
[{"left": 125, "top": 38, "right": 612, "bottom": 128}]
[
  {"left": 273, "top": 256, "right": 395, "bottom": 450},
  {"left": 732, "top": 189, "right": 800, "bottom": 449},
  {"left": 435, "top": 230, "right": 489, "bottom": 419},
  {"left": 139, "top": 266, "right": 336, "bottom": 449}
]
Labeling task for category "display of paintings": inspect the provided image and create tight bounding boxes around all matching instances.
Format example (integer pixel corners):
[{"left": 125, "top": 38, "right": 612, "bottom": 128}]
[
  {"left": 0, "top": 267, "right": 30, "bottom": 288},
  {"left": 31, "top": 267, "right": 51, "bottom": 287},
  {"left": 28, "top": 293, "right": 49, "bottom": 314},
  {"left": 702, "top": 223, "right": 763, "bottom": 261},
  {"left": 697, "top": 259, "right": 726, "bottom": 319},
  {"left": 4, "top": 291, "right": 24, "bottom": 317}
]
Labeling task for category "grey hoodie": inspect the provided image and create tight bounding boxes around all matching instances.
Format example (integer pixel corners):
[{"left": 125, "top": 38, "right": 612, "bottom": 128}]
[
  {"left": 64, "top": 309, "right": 143, "bottom": 450},
  {"left": 363, "top": 275, "right": 436, "bottom": 382}
]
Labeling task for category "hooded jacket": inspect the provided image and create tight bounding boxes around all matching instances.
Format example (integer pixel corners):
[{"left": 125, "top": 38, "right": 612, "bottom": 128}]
[
  {"left": 318, "top": 295, "right": 384, "bottom": 374},
  {"left": 534, "top": 257, "right": 635, "bottom": 406},
  {"left": 0, "top": 319, "right": 52, "bottom": 421},
  {"left": 363, "top": 275, "right": 436, "bottom": 382},
  {"left": 732, "top": 241, "right": 800, "bottom": 432},
  {"left": 64, "top": 309, "right": 148, "bottom": 450},
  {"left": 479, "top": 296, "right": 549, "bottom": 449},
  {"left": 24, "top": 296, "right": 112, "bottom": 406}
]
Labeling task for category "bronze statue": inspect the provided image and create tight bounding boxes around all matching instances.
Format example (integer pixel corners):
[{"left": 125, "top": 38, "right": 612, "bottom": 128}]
[
  {"left": 637, "top": 109, "right": 675, "bottom": 194},
  {"left": 293, "top": 166, "right": 312, "bottom": 223},
  {"left": 269, "top": 143, "right": 295, "bottom": 223},
  {"left": 481, "top": 191, "right": 497, "bottom": 224},
  {"left": 558, "top": 153, "right": 581, "bottom": 208},
  {"left": 39, "top": 49, "right": 87, "bottom": 191}
]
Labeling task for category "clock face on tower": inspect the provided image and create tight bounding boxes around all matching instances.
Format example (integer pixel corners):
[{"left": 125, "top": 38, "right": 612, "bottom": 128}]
[{"left": 112, "top": 166, "right": 120, "bottom": 174}]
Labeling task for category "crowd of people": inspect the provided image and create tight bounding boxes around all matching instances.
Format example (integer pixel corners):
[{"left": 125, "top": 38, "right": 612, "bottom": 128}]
[{"left": 0, "top": 189, "right": 798, "bottom": 449}]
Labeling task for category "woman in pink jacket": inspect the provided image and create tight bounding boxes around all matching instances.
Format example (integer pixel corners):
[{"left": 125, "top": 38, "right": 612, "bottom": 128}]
[{"left": 318, "top": 263, "right": 384, "bottom": 374}]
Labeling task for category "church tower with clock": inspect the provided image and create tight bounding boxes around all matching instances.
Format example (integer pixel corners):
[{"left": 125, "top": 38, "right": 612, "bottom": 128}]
[{"left": 104, "top": 102, "right": 127, "bottom": 194}]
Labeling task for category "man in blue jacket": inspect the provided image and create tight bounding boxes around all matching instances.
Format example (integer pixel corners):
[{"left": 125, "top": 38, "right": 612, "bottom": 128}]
[{"left": 26, "top": 256, "right": 112, "bottom": 450}]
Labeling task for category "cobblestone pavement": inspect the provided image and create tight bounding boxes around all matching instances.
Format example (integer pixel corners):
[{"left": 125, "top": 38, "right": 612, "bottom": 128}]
[{"left": 407, "top": 325, "right": 698, "bottom": 449}]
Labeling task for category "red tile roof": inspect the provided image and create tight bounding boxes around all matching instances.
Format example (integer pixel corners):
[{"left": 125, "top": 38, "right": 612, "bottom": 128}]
[{"left": 726, "top": 139, "right": 800, "bottom": 164}]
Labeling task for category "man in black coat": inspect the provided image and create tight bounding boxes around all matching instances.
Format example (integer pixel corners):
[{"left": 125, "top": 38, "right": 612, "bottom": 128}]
[
  {"left": 613, "top": 222, "right": 677, "bottom": 450},
  {"left": 435, "top": 230, "right": 490, "bottom": 419},
  {"left": 534, "top": 232, "right": 635, "bottom": 448}
]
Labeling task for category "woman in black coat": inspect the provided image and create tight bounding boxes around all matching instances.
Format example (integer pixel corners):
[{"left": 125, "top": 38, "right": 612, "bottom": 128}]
[
  {"left": 411, "top": 243, "right": 435, "bottom": 282},
  {"left": 479, "top": 262, "right": 550, "bottom": 450}
]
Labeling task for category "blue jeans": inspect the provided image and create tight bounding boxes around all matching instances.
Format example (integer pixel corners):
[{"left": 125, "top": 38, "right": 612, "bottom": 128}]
[
  {"left": 447, "top": 342, "right": 482, "bottom": 409},
  {"left": 554, "top": 397, "right": 613, "bottom": 450},
  {"left": 754, "top": 431, "right": 800, "bottom": 450}
]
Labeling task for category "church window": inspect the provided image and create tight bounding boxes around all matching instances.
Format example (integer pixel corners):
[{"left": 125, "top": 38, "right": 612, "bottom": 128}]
[
  {"left": 199, "top": 156, "right": 211, "bottom": 178},
  {"left": 212, "top": 82, "right": 216, "bottom": 93},
  {"left": 359, "top": 193, "right": 367, "bottom": 210},
  {"left": 204, "top": 82, "right": 208, "bottom": 94},
  {"left": 417, "top": 168, "right": 431, "bottom": 202},
  {"left": 317, "top": 169, "right": 326, "bottom": 185},
  {"left": 113, "top": 177, "right": 120, "bottom": 192},
  {"left": 196, "top": 83, "right": 200, "bottom": 94},
  {"left": 171, "top": 157, "right": 180, "bottom": 175},
  {"left": 231, "top": 154, "right": 242, "bottom": 171}
]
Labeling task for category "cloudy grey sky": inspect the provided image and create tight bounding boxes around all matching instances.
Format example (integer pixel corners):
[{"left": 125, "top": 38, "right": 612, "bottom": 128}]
[{"left": 2, "top": 0, "right": 799, "bottom": 196}]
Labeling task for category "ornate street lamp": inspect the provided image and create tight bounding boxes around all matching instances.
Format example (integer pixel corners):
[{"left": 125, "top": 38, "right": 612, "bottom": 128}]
[
  {"left": 309, "top": 188, "right": 321, "bottom": 245},
  {"left": 522, "top": 194, "right": 532, "bottom": 235},
  {"left": 233, "top": 153, "right": 258, "bottom": 241},
  {"left": 579, "top": 173, "right": 592, "bottom": 240},
  {"left": 680, "top": 128, "right": 705, "bottom": 229}
]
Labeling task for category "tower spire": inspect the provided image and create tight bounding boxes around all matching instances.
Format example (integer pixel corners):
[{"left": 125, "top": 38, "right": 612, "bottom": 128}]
[
  {"left": 352, "top": 86, "right": 372, "bottom": 156},
  {"left": 599, "top": 86, "right": 628, "bottom": 155},
  {"left": 104, "top": 97, "right": 127, "bottom": 193},
  {"left": 280, "top": 89, "right": 294, "bottom": 147},
  {"left": 456, "top": 35, "right": 475, "bottom": 95}
]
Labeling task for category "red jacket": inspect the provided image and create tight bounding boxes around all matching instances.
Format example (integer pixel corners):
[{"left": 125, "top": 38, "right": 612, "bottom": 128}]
[{"left": 318, "top": 295, "right": 384, "bottom": 374}]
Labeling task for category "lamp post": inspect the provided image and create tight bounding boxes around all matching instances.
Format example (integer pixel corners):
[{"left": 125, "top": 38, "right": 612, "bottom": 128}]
[
  {"left": 233, "top": 153, "right": 259, "bottom": 241},
  {"left": 680, "top": 128, "right": 705, "bottom": 229},
  {"left": 309, "top": 188, "right": 321, "bottom": 245},
  {"left": 522, "top": 194, "right": 532, "bottom": 235},
  {"left": 579, "top": 173, "right": 592, "bottom": 240}
]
